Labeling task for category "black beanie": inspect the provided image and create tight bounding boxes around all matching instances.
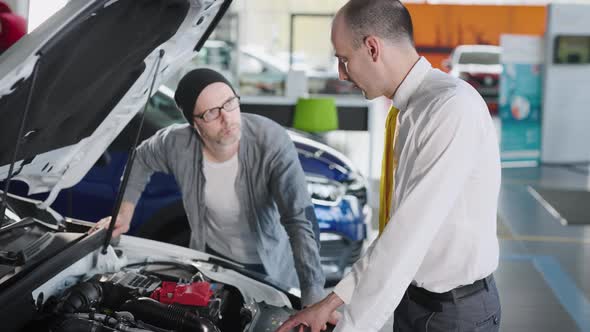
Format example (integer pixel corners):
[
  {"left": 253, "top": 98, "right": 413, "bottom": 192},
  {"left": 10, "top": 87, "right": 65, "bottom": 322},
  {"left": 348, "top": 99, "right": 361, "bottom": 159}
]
[{"left": 174, "top": 68, "right": 235, "bottom": 124}]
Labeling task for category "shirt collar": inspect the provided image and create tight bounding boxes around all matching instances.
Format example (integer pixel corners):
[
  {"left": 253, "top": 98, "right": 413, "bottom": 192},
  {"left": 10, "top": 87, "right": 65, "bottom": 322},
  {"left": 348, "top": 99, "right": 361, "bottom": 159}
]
[{"left": 391, "top": 56, "right": 432, "bottom": 111}]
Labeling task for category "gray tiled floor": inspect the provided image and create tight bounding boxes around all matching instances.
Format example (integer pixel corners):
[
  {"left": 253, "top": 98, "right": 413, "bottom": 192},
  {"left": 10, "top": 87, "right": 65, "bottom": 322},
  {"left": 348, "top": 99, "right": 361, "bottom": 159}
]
[
  {"left": 497, "top": 166, "right": 590, "bottom": 332},
  {"left": 495, "top": 258, "right": 579, "bottom": 331}
]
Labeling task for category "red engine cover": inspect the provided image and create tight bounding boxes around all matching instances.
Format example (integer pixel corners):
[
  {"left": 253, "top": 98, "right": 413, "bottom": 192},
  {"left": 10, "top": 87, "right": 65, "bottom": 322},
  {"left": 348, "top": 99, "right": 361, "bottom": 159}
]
[{"left": 151, "top": 281, "right": 213, "bottom": 306}]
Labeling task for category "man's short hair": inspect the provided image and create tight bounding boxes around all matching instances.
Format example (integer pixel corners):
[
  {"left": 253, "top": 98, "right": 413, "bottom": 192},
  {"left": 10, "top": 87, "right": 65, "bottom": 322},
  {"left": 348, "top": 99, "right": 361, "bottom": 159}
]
[{"left": 342, "top": 0, "right": 414, "bottom": 48}]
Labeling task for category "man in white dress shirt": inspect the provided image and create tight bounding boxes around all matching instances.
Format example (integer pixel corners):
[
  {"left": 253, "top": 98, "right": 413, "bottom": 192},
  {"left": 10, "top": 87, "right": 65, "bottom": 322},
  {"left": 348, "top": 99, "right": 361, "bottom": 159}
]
[{"left": 276, "top": 0, "right": 502, "bottom": 331}]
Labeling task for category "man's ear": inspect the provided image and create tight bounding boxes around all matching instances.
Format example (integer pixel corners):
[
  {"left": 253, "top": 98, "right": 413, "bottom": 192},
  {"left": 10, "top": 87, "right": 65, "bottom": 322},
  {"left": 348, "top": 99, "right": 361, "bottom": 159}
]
[
  {"left": 193, "top": 124, "right": 202, "bottom": 137},
  {"left": 364, "top": 36, "right": 380, "bottom": 62}
]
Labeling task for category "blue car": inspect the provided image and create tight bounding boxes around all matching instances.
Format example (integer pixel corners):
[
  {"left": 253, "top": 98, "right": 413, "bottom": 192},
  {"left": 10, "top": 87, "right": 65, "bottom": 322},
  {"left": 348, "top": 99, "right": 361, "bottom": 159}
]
[{"left": 10, "top": 86, "right": 369, "bottom": 285}]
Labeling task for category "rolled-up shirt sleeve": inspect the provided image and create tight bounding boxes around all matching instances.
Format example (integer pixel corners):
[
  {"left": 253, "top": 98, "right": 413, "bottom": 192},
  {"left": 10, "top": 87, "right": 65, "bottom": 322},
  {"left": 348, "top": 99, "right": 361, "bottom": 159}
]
[{"left": 333, "top": 96, "right": 484, "bottom": 331}]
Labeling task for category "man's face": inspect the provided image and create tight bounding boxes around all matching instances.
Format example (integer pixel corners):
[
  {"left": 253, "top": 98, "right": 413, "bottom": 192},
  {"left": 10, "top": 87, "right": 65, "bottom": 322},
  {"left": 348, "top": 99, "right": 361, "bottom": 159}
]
[
  {"left": 193, "top": 82, "right": 242, "bottom": 147},
  {"left": 331, "top": 14, "right": 381, "bottom": 100}
]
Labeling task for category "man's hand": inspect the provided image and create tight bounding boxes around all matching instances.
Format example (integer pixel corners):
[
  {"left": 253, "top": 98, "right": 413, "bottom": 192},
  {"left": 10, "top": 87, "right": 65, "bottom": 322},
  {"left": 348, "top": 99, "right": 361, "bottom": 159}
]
[
  {"left": 276, "top": 292, "right": 343, "bottom": 332},
  {"left": 91, "top": 201, "right": 135, "bottom": 238}
]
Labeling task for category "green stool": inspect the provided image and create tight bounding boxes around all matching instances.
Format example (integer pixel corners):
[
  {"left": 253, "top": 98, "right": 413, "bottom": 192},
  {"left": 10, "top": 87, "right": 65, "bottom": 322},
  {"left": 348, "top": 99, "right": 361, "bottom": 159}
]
[{"left": 292, "top": 97, "right": 339, "bottom": 133}]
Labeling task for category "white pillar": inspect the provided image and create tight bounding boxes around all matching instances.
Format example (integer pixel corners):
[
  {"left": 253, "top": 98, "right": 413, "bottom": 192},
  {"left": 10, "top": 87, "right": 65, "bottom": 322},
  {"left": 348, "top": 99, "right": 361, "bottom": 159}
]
[{"left": 27, "top": 0, "right": 68, "bottom": 32}]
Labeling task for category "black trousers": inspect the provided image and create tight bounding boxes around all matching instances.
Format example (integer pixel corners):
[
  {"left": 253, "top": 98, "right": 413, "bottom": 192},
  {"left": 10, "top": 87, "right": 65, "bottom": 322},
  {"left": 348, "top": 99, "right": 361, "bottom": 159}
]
[{"left": 394, "top": 276, "right": 501, "bottom": 332}]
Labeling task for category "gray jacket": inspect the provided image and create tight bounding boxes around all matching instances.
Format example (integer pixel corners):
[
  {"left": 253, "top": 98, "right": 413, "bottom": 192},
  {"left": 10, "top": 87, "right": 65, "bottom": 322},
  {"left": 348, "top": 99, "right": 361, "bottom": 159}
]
[{"left": 123, "top": 113, "right": 326, "bottom": 306}]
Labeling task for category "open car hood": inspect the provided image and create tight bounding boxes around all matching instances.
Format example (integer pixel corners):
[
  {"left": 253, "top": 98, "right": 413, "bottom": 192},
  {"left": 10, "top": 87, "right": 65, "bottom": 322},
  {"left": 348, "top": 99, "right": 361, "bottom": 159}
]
[
  {"left": 0, "top": 0, "right": 231, "bottom": 205},
  {"left": 0, "top": 194, "right": 304, "bottom": 332}
]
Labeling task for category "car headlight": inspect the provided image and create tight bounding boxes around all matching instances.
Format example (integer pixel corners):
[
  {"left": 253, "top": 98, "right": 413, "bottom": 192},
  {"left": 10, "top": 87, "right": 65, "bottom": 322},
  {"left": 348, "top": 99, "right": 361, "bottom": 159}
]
[{"left": 307, "top": 177, "right": 346, "bottom": 206}]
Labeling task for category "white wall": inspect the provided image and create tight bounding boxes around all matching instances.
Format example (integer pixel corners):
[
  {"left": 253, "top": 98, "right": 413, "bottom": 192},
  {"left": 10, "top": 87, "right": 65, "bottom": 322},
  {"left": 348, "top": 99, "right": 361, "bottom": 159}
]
[
  {"left": 27, "top": 0, "right": 68, "bottom": 32},
  {"left": 541, "top": 3, "right": 590, "bottom": 163},
  {"left": 3, "top": 0, "right": 28, "bottom": 19}
]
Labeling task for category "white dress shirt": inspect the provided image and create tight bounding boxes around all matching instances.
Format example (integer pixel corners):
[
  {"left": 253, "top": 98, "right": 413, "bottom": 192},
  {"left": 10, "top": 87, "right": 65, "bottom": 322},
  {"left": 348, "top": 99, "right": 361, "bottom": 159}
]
[{"left": 333, "top": 57, "right": 501, "bottom": 332}]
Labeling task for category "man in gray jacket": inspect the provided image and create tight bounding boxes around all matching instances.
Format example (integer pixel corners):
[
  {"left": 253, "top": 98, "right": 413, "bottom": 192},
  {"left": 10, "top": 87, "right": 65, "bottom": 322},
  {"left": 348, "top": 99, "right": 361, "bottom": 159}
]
[{"left": 97, "top": 68, "right": 325, "bottom": 306}]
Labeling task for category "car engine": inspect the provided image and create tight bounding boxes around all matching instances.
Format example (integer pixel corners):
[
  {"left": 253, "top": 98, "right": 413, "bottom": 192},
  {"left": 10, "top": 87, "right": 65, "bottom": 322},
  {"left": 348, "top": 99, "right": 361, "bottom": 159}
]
[
  {"left": 23, "top": 263, "right": 265, "bottom": 332},
  {"left": 0, "top": 196, "right": 313, "bottom": 332}
]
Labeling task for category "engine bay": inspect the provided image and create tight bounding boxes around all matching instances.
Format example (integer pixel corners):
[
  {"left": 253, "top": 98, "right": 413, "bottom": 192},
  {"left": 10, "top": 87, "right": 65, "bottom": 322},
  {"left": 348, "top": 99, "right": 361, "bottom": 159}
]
[
  {"left": 0, "top": 195, "right": 306, "bottom": 332},
  {"left": 24, "top": 261, "right": 276, "bottom": 332}
]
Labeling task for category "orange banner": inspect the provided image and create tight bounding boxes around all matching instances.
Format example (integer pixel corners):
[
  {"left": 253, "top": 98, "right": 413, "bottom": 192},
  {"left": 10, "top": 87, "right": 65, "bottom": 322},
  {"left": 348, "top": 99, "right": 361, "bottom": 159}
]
[{"left": 406, "top": 4, "right": 546, "bottom": 69}]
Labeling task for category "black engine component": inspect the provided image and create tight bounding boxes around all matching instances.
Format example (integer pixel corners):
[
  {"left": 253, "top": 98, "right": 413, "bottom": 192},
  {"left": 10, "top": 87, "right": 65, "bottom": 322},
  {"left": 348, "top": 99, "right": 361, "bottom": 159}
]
[
  {"left": 52, "top": 271, "right": 161, "bottom": 315},
  {"left": 36, "top": 270, "right": 251, "bottom": 332},
  {"left": 95, "top": 271, "right": 161, "bottom": 294},
  {"left": 52, "top": 316, "right": 118, "bottom": 332},
  {"left": 91, "top": 271, "right": 161, "bottom": 310},
  {"left": 121, "top": 297, "right": 220, "bottom": 332},
  {"left": 57, "top": 281, "right": 103, "bottom": 313}
]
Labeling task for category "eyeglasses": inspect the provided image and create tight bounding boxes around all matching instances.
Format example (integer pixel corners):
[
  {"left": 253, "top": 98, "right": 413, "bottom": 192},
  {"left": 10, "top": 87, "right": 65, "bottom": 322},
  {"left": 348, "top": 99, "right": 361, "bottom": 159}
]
[{"left": 194, "top": 95, "right": 240, "bottom": 123}]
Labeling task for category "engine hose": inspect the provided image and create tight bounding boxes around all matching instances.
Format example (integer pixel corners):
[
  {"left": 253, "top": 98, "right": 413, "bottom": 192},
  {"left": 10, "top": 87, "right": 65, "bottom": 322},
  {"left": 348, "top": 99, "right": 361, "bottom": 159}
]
[
  {"left": 120, "top": 297, "right": 220, "bottom": 332},
  {"left": 65, "top": 313, "right": 153, "bottom": 332},
  {"left": 52, "top": 316, "right": 117, "bottom": 332},
  {"left": 70, "top": 313, "right": 119, "bottom": 327},
  {"left": 116, "top": 327, "right": 154, "bottom": 332}
]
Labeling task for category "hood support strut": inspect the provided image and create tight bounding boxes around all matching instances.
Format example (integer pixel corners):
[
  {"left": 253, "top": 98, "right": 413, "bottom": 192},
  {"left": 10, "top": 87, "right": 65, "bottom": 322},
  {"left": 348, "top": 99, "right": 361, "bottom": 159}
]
[
  {"left": 102, "top": 49, "right": 165, "bottom": 254},
  {"left": 0, "top": 55, "right": 42, "bottom": 228}
]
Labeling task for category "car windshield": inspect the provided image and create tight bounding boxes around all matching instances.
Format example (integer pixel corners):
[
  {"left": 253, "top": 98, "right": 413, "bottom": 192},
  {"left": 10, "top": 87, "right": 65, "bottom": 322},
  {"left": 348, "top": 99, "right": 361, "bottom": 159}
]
[{"left": 458, "top": 51, "right": 500, "bottom": 65}]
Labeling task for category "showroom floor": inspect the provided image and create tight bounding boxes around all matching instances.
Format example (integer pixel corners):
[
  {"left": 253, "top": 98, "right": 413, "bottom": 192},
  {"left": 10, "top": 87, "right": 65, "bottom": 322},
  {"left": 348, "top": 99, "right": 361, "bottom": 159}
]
[{"left": 326, "top": 130, "right": 590, "bottom": 331}]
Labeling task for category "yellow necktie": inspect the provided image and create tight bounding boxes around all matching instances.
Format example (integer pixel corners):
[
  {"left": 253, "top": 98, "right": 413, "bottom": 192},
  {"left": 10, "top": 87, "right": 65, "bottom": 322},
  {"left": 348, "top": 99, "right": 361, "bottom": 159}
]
[{"left": 379, "top": 105, "right": 400, "bottom": 234}]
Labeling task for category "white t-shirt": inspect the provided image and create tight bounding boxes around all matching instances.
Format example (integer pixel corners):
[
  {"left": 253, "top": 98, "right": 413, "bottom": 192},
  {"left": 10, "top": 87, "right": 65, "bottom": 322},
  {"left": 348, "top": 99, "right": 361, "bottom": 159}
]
[{"left": 203, "top": 154, "right": 261, "bottom": 264}]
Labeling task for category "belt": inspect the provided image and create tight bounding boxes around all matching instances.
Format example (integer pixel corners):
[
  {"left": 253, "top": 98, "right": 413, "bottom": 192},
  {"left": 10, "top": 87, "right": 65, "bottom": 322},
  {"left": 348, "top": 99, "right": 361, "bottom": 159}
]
[{"left": 407, "top": 275, "right": 493, "bottom": 312}]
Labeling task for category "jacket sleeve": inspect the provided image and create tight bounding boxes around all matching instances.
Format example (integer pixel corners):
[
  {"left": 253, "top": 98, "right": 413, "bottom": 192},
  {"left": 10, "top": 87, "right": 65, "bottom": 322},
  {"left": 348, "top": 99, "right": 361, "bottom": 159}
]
[
  {"left": 122, "top": 127, "right": 174, "bottom": 205},
  {"left": 267, "top": 130, "right": 326, "bottom": 307}
]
